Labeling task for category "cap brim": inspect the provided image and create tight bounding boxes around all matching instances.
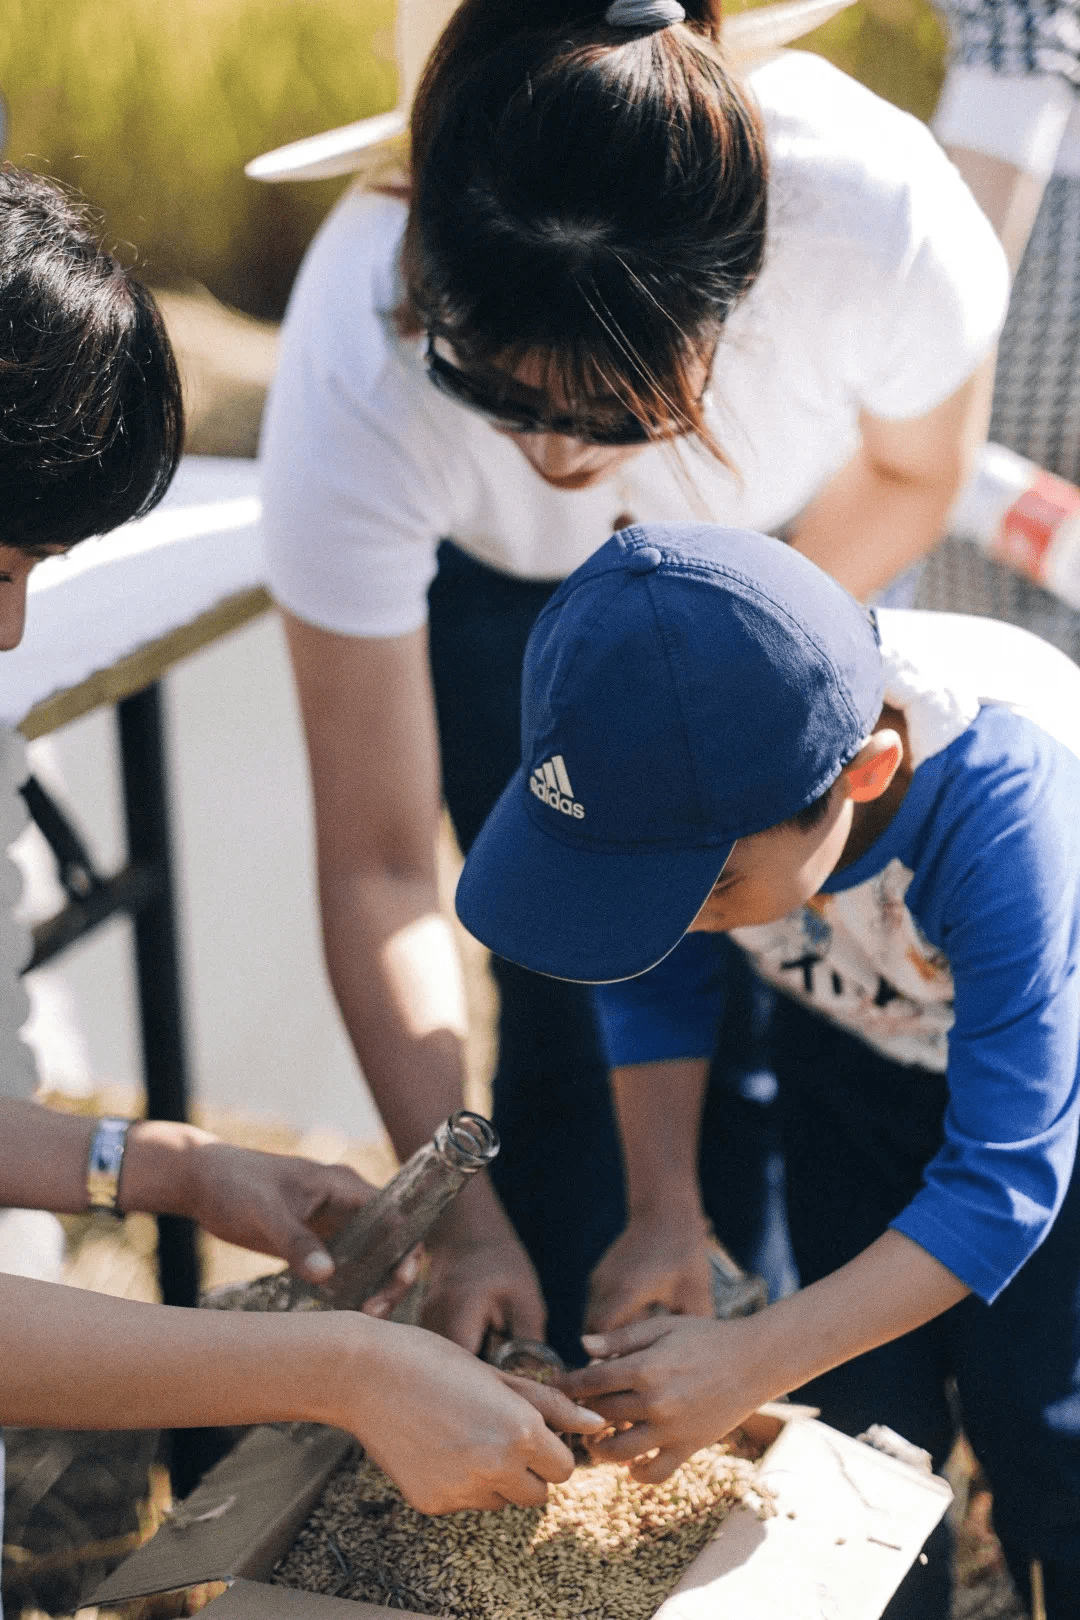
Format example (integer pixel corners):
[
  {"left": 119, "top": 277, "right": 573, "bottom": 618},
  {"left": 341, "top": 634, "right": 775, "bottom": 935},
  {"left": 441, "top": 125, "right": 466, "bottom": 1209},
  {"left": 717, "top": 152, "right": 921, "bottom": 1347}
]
[{"left": 455, "top": 768, "right": 732, "bottom": 984}]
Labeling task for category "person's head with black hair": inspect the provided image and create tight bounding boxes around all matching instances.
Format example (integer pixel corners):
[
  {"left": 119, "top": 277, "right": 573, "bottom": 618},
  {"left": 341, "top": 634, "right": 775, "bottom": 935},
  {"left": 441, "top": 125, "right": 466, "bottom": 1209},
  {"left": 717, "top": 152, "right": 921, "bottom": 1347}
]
[
  {"left": 0, "top": 164, "right": 183, "bottom": 645},
  {"left": 399, "top": 0, "right": 766, "bottom": 489}
]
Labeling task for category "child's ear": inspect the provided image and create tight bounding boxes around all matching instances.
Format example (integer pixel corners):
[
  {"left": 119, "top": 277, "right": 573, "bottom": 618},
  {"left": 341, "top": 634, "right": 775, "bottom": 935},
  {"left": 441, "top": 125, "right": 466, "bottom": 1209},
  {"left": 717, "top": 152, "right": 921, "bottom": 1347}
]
[{"left": 842, "top": 731, "right": 904, "bottom": 804}]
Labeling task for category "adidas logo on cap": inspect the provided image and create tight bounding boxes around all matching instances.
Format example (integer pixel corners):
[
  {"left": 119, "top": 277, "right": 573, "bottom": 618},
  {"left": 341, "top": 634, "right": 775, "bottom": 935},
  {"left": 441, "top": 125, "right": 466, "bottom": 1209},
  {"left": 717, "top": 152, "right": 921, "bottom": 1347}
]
[{"left": 529, "top": 754, "right": 584, "bottom": 819}]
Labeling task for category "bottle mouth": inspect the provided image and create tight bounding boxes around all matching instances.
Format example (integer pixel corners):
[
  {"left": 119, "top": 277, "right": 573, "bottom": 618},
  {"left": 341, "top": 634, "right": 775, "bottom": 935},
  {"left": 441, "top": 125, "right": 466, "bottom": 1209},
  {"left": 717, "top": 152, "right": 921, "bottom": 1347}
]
[{"left": 436, "top": 1110, "right": 500, "bottom": 1170}]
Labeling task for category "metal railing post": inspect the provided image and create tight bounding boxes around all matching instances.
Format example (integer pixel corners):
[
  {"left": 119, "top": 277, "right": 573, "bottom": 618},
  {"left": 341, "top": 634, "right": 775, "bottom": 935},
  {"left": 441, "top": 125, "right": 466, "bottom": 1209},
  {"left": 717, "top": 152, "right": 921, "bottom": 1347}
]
[{"left": 116, "top": 683, "right": 198, "bottom": 1310}]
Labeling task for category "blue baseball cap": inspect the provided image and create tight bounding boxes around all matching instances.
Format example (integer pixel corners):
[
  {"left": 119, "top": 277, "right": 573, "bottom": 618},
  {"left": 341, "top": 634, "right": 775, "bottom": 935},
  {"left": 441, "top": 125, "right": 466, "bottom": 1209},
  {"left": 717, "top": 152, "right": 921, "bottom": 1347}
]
[{"left": 455, "top": 524, "right": 884, "bottom": 982}]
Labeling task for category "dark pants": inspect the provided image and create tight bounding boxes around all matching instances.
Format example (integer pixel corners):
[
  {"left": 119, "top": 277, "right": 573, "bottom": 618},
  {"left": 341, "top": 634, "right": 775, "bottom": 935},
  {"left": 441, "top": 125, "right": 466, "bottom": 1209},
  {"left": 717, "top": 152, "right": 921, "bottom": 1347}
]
[
  {"left": 427, "top": 542, "right": 793, "bottom": 1363},
  {"left": 772, "top": 994, "right": 1080, "bottom": 1619}
]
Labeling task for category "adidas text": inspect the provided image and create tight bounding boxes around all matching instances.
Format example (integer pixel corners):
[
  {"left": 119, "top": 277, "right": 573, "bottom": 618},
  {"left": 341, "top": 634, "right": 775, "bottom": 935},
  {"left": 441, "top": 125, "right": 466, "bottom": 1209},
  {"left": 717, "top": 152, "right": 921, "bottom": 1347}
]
[
  {"left": 529, "top": 754, "right": 585, "bottom": 819},
  {"left": 530, "top": 776, "right": 585, "bottom": 818}
]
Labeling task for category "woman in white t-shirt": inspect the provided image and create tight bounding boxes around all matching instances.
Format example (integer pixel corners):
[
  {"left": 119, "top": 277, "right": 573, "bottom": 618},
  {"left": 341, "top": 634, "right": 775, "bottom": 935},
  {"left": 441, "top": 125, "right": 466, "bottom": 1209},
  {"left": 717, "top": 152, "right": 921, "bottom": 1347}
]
[{"left": 260, "top": 0, "right": 1007, "bottom": 1368}]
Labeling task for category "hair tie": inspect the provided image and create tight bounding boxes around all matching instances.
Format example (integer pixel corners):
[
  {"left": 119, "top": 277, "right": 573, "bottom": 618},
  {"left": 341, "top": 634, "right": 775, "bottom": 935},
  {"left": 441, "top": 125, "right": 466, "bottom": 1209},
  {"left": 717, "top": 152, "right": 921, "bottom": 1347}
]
[{"left": 604, "top": 0, "right": 687, "bottom": 32}]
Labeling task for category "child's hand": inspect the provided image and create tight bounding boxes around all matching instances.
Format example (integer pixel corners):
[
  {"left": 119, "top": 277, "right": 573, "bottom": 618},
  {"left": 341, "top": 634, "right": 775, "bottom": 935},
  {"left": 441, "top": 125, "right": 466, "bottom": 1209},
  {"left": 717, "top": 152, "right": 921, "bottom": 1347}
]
[
  {"left": 334, "top": 1322, "right": 606, "bottom": 1514},
  {"left": 560, "top": 1313, "right": 774, "bottom": 1483},
  {"left": 181, "top": 1138, "right": 412, "bottom": 1308},
  {"left": 585, "top": 1208, "right": 714, "bottom": 1333}
]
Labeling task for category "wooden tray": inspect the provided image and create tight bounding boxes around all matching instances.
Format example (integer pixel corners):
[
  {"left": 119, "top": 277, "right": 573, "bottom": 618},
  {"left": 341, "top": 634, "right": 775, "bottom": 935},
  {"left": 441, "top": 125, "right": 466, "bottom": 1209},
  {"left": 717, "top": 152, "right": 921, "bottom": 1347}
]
[{"left": 91, "top": 1409, "right": 951, "bottom": 1619}]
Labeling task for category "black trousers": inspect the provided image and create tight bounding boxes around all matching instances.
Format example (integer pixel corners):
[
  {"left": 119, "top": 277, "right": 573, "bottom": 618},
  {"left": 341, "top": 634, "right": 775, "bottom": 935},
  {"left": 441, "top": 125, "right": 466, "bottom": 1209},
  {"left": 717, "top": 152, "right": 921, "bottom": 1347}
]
[{"left": 427, "top": 541, "right": 792, "bottom": 1363}]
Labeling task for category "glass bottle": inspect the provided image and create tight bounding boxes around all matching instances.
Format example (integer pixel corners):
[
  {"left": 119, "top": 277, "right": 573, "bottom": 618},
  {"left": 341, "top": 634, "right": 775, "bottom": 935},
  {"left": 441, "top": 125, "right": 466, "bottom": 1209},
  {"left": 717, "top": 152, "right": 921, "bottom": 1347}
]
[{"left": 202, "top": 1111, "right": 499, "bottom": 1314}]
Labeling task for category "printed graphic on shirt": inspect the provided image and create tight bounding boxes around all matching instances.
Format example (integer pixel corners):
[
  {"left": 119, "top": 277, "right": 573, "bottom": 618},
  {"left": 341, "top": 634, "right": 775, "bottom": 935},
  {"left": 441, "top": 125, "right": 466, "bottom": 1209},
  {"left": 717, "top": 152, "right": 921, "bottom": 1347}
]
[{"left": 730, "top": 858, "right": 954, "bottom": 1070}]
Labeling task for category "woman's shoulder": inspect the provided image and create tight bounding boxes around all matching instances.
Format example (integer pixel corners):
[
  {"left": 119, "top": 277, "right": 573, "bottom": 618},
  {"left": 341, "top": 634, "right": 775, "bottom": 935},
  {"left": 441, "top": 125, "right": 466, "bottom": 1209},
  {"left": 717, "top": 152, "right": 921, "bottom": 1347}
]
[
  {"left": 276, "top": 187, "right": 409, "bottom": 382},
  {"left": 287, "top": 186, "right": 407, "bottom": 311},
  {"left": 749, "top": 51, "right": 970, "bottom": 264},
  {"left": 750, "top": 49, "right": 939, "bottom": 163}
]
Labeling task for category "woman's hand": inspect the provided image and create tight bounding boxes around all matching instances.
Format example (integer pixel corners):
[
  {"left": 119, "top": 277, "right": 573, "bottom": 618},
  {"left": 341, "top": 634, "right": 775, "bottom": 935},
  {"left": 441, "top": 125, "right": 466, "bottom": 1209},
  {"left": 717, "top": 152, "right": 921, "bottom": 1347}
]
[
  {"left": 421, "top": 1222, "right": 548, "bottom": 1353},
  {"left": 560, "top": 1313, "right": 773, "bottom": 1484},
  {"left": 332, "top": 1321, "right": 605, "bottom": 1514},
  {"left": 177, "top": 1136, "right": 414, "bottom": 1306},
  {"left": 585, "top": 1208, "right": 714, "bottom": 1334}
]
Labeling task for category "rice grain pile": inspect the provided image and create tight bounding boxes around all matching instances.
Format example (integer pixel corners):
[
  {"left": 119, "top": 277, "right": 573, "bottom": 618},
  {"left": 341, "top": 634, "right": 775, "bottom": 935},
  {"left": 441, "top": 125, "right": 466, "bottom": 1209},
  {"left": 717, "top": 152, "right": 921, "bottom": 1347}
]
[{"left": 273, "top": 1443, "right": 767, "bottom": 1619}]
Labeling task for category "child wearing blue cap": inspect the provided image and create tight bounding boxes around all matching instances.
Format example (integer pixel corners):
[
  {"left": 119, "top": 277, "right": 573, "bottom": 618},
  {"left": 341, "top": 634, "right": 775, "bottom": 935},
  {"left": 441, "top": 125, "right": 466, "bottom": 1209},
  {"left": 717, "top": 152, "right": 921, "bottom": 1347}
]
[{"left": 456, "top": 522, "right": 1080, "bottom": 1618}]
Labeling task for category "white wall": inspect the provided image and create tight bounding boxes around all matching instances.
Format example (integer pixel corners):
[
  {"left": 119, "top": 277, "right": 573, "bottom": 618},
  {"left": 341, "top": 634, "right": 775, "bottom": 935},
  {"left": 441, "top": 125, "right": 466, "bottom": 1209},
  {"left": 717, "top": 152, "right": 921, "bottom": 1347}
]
[{"left": 17, "top": 611, "right": 385, "bottom": 1138}]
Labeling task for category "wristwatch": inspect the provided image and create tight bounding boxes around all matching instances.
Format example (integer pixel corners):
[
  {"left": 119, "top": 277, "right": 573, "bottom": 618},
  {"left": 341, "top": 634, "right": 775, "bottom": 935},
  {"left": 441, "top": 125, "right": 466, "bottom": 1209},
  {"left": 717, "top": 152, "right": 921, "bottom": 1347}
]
[{"left": 86, "top": 1116, "right": 134, "bottom": 1215}]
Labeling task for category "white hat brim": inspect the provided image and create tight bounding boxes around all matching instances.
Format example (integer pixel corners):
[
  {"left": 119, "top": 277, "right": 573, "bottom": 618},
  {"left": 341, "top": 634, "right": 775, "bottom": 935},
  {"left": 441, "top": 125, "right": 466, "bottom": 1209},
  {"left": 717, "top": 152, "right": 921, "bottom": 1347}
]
[
  {"left": 245, "top": 0, "right": 857, "bottom": 183},
  {"left": 244, "top": 109, "right": 408, "bottom": 182}
]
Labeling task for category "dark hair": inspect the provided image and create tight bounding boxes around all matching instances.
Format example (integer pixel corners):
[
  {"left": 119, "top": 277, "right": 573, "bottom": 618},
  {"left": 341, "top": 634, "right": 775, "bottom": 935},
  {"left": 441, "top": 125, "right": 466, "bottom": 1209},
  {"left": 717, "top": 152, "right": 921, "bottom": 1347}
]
[
  {"left": 0, "top": 165, "right": 184, "bottom": 551},
  {"left": 399, "top": 0, "right": 767, "bottom": 453},
  {"left": 784, "top": 781, "right": 836, "bottom": 833}
]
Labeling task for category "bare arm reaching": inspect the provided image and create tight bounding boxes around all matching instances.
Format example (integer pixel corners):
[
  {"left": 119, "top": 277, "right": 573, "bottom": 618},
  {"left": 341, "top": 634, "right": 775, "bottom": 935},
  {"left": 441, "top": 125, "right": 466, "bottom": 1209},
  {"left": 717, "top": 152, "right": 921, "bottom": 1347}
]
[
  {"left": 0, "top": 1097, "right": 602, "bottom": 1514},
  {"left": 586, "top": 1059, "right": 714, "bottom": 1334},
  {"left": 0, "top": 1275, "right": 601, "bottom": 1514},
  {"left": 283, "top": 612, "right": 546, "bottom": 1351},
  {"left": 564, "top": 1229, "right": 968, "bottom": 1484},
  {"left": 790, "top": 364, "right": 995, "bottom": 599}
]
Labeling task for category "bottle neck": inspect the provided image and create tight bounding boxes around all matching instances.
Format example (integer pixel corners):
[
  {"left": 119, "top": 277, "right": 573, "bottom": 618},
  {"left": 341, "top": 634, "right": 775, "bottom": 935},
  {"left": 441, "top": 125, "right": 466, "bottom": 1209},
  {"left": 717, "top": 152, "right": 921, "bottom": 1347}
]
[{"left": 433, "top": 1111, "right": 500, "bottom": 1173}]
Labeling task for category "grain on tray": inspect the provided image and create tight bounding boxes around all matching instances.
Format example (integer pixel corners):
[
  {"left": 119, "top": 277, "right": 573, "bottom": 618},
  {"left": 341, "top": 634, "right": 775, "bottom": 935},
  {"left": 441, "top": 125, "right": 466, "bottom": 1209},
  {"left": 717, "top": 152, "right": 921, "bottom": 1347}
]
[{"left": 273, "top": 1442, "right": 769, "bottom": 1620}]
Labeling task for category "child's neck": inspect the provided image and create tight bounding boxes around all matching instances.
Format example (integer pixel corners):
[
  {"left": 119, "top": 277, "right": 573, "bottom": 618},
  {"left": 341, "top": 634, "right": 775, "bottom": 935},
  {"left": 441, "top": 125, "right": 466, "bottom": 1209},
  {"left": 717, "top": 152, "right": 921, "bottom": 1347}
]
[{"left": 836, "top": 705, "right": 913, "bottom": 871}]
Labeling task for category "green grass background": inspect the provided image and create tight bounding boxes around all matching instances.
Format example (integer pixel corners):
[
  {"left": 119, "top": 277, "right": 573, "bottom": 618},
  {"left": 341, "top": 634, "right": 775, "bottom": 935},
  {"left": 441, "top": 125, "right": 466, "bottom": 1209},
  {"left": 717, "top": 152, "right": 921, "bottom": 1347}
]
[{"left": 0, "top": 0, "right": 947, "bottom": 320}]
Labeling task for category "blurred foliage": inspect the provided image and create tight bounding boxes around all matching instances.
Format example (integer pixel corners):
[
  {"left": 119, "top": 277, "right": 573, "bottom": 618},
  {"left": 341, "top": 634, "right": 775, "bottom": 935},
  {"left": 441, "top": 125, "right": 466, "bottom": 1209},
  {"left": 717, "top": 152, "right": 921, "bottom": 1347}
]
[
  {"left": 0, "top": 0, "right": 396, "bottom": 318},
  {"left": 726, "top": 0, "right": 949, "bottom": 123},
  {"left": 766, "top": 0, "right": 949, "bottom": 123},
  {"left": 0, "top": 0, "right": 946, "bottom": 321}
]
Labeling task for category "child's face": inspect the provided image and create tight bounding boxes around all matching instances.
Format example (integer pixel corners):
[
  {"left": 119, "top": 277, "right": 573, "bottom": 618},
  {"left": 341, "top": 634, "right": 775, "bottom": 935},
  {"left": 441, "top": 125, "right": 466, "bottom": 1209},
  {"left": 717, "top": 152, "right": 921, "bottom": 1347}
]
[
  {"left": 687, "top": 790, "right": 855, "bottom": 934},
  {"left": 686, "top": 719, "right": 908, "bottom": 933},
  {"left": 0, "top": 544, "right": 68, "bottom": 650}
]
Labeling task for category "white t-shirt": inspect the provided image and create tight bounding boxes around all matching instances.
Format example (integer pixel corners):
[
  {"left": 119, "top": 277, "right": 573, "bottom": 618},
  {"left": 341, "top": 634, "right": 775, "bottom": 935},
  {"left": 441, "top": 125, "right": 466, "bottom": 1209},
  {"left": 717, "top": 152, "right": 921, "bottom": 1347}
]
[{"left": 261, "top": 50, "right": 1008, "bottom": 638}]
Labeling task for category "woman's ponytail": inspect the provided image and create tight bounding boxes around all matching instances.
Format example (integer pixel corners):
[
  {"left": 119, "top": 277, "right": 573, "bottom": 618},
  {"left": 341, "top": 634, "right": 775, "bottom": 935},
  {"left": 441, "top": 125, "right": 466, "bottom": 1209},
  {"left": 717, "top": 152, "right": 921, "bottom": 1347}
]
[
  {"left": 425, "top": 0, "right": 721, "bottom": 66},
  {"left": 414, "top": 0, "right": 722, "bottom": 152},
  {"left": 401, "top": 0, "right": 765, "bottom": 456}
]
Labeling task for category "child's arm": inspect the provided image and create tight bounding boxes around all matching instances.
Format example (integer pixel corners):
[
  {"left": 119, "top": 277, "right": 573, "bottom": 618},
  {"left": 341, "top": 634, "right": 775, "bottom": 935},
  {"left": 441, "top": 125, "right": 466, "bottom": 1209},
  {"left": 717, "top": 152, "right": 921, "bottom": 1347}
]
[
  {"left": 0, "top": 1271, "right": 603, "bottom": 1513},
  {"left": 587, "top": 935, "right": 733, "bottom": 1333},
  {"left": 585, "top": 1059, "right": 714, "bottom": 1333},
  {"left": 562, "top": 1228, "right": 968, "bottom": 1482}
]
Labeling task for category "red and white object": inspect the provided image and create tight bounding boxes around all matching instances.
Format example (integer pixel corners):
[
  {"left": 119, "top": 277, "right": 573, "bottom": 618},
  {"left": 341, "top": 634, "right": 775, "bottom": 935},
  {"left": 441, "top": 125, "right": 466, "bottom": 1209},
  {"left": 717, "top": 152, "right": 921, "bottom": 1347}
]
[{"left": 951, "top": 442, "right": 1080, "bottom": 611}]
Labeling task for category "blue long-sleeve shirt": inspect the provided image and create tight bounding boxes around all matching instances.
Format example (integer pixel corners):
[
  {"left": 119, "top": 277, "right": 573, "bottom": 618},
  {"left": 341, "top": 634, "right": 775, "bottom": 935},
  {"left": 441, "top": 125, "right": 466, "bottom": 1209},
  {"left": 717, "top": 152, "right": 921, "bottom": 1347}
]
[{"left": 595, "top": 610, "right": 1080, "bottom": 1303}]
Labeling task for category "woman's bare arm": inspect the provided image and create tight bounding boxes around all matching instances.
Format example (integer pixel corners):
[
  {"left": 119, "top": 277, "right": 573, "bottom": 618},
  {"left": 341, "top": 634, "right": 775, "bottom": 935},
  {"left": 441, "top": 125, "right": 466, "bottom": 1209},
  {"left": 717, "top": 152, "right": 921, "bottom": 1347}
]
[
  {"left": 944, "top": 146, "right": 1049, "bottom": 275},
  {"left": 0, "top": 1273, "right": 602, "bottom": 1514},
  {"left": 0, "top": 1097, "right": 603, "bottom": 1513},
  {"left": 789, "top": 362, "right": 995, "bottom": 599},
  {"left": 0, "top": 1097, "right": 395, "bottom": 1287},
  {"left": 283, "top": 612, "right": 545, "bottom": 1350}
]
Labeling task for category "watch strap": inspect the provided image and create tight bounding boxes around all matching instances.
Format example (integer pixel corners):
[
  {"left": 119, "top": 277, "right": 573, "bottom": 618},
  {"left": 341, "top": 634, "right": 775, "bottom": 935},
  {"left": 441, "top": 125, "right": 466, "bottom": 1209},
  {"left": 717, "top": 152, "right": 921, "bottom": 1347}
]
[{"left": 86, "top": 1116, "right": 134, "bottom": 1214}]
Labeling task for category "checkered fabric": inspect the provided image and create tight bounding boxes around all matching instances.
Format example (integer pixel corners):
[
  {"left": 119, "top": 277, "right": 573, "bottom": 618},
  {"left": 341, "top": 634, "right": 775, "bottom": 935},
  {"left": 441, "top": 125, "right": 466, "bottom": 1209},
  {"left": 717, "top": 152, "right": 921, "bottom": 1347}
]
[
  {"left": 919, "top": 8, "right": 1080, "bottom": 660},
  {"left": 937, "top": 0, "right": 1080, "bottom": 86}
]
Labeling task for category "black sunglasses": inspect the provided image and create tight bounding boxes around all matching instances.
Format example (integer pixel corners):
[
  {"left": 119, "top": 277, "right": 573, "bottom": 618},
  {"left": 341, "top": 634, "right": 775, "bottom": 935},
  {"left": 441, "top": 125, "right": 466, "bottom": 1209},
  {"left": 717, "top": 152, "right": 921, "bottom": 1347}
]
[{"left": 424, "top": 334, "right": 659, "bottom": 447}]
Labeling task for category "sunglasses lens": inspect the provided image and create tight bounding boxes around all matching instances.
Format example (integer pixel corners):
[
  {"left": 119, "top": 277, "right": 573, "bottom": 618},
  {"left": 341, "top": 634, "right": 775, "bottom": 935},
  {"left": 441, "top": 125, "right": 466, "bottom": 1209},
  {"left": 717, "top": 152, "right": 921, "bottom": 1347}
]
[
  {"left": 425, "top": 336, "right": 658, "bottom": 445},
  {"left": 582, "top": 417, "right": 652, "bottom": 447},
  {"left": 427, "top": 349, "right": 543, "bottom": 432}
]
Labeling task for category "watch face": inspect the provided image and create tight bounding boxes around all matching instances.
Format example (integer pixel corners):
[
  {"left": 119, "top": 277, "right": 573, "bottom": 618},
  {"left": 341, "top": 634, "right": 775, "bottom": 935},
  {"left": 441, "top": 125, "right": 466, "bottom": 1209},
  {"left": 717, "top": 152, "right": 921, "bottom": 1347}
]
[{"left": 87, "top": 1117, "right": 132, "bottom": 1212}]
